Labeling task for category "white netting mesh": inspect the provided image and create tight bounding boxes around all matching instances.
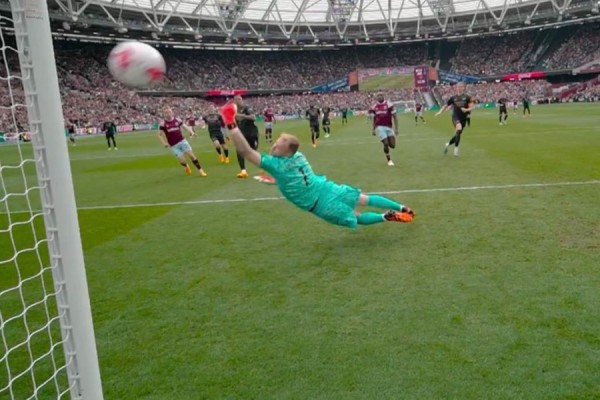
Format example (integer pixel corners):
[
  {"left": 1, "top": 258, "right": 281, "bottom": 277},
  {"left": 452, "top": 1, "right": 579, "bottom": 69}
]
[
  {"left": 0, "top": 12, "right": 75, "bottom": 400},
  {"left": 392, "top": 100, "right": 416, "bottom": 112}
]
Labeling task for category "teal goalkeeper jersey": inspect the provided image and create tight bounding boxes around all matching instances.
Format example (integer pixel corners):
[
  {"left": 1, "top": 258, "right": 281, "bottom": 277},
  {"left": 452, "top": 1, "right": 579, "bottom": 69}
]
[{"left": 260, "top": 152, "right": 327, "bottom": 210}]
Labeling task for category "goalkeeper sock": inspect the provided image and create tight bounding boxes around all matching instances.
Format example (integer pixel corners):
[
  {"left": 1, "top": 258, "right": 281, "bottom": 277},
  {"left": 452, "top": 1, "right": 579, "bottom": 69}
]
[
  {"left": 367, "top": 195, "right": 402, "bottom": 211},
  {"left": 357, "top": 212, "right": 385, "bottom": 225},
  {"left": 180, "top": 161, "right": 188, "bottom": 168},
  {"left": 223, "top": 148, "right": 229, "bottom": 157},
  {"left": 215, "top": 147, "right": 222, "bottom": 155}
]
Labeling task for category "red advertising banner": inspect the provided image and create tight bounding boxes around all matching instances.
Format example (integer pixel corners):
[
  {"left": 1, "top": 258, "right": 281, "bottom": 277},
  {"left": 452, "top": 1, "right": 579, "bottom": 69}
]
[
  {"left": 205, "top": 89, "right": 249, "bottom": 96},
  {"left": 502, "top": 71, "right": 547, "bottom": 81}
]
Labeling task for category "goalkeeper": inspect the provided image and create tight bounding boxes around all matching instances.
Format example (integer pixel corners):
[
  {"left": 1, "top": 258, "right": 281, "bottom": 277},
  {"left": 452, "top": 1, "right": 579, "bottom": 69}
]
[{"left": 220, "top": 101, "right": 415, "bottom": 229}]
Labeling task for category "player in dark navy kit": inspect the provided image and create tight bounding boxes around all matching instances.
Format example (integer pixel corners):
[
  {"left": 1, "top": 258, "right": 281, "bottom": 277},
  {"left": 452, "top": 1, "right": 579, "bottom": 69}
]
[
  {"left": 66, "top": 120, "right": 76, "bottom": 146},
  {"left": 322, "top": 107, "right": 332, "bottom": 138},
  {"left": 103, "top": 120, "right": 118, "bottom": 150},
  {"left": 498, "top": 98, "right": 508, "bottom": 126},
  {"left": 203, "top": 107, "right": 230, "bottom": 164},
  {"left": 233, "top": 95, "right": 259, "bottom": 178},
  {"left": 306, "top": 104, "right": 321, "bottom": 148},
  {"left": 522, "top": 96, "right": 531, "bottom": 117},
  {"left": 435, "top": 84, "right": 475, "bottom": 157},
  {"left": 341, "top": 107, "right": 349, "bottom": 125}
]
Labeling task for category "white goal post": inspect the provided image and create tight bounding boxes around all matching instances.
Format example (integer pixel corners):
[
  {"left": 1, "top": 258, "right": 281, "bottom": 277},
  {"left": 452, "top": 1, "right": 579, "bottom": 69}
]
[
  {"left": 392, "top": 100, "right": 417, "bottom": 113},
  {"left": 1, "top": 0, "right": 103, "bottom": 398}
]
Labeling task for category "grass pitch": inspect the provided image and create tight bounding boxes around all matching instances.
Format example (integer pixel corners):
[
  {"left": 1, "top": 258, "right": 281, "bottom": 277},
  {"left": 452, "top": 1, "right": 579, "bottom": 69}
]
[
  {"left": 1, "top": 103, "right": 600, "bottom": 399},
  {"left": 359, "top": 74, "right": 414, "bottom": 92}
]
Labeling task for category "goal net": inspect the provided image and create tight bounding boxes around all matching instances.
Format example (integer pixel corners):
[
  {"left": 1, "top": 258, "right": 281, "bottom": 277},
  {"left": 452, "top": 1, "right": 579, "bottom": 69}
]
[
  {"left": 392, "top": 100, "right": 416, "bottom": 113},
  {"left": 0, "top": 0, "right": 102, "bottom": 399}
]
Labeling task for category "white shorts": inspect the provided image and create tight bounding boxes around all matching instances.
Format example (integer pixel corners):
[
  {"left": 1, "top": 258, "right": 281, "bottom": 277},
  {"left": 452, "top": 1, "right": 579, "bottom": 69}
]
[
  {"left": 415, "top": 111, "right": 423, "bottom": 117},
  {"left": 265, "top": 122, "right": 273, "bottom": 129},
  {"left": 375, "top": 126, "right": 395, "bottom": 141},
  {"left": 170, "top": 139, "right": 192, "bottom": 157}
]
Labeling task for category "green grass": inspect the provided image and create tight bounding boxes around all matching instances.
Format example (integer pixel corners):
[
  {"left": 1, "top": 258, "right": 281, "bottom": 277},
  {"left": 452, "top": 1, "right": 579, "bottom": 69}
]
[
  {"left": 359, "top": 74, "right": 414, "bottom": 91},
  {"left": 1, "top": 103, "right": 600, "bottom": 399}
]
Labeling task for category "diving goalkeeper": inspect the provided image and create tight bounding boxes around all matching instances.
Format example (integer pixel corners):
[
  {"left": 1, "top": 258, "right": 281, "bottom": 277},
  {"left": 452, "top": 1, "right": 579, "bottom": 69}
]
[{"left": 220, "top": 100, "right": 415, "bottom": 229}]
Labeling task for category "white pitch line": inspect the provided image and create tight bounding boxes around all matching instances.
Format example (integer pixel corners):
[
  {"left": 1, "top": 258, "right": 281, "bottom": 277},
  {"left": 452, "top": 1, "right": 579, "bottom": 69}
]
[
  {"left": 62, "top": 128, "right": 598, "bottom": 162},
  {"left": 1, "top": 179, "right": 590, "bottom": 214}
]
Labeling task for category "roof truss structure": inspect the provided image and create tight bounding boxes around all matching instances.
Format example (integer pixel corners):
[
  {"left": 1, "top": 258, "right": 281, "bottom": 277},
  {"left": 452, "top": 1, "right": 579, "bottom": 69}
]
[{"left": 26, "top": 0, "right": 598, "bottom": 44}]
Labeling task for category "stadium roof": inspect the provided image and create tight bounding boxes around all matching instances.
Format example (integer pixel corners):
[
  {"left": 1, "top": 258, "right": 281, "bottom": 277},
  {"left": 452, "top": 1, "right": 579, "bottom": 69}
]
[
  {"left": 90, "top": 0, "right": 528, "bottom": 23},
  {"left": 2, "top": 0, "right": 597, "bottom": 46}
]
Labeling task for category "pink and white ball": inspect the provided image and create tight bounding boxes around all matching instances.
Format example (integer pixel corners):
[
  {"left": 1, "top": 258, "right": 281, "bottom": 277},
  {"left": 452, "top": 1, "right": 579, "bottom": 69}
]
[{"left": 107, "top": 41, "right": 166, "bottom": 88}]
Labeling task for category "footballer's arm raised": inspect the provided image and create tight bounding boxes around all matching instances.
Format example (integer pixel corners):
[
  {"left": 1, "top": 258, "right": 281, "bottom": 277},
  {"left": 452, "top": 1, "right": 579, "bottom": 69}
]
[{"left": 227, "top": 127, "right": 261, "bottom": 166}]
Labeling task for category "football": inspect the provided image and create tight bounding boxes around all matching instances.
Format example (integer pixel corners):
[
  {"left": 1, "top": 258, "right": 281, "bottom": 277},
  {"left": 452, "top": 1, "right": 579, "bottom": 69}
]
[{"left": 107, "top": 41, "right": 166, "bottom": 88}]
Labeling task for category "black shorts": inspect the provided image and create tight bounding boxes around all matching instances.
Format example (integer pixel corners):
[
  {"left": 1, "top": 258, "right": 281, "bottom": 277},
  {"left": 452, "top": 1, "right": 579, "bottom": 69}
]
[
  {"left": 499, "top": 106, "right": 507, "bottom": 114},
  {"left": 310, "top": 123, "right": 320, "bottom": 134},
  {"left": 105, "top": 132, "right": 115, "bottom": 138},
  {"left": 244, "top": 133, "right": 259, "bottom": 150},
  {"left": 452, "top": 114, "right": 468, "bottom": 128},
  {"left": 342, "top": 114, "right": 348, "bottom": 119},
  {"left": 322, "top": 119, "right": 330, "bottom": 126},
  {"left": 209, "top": 131, "right": 225, "bottom": 145}
]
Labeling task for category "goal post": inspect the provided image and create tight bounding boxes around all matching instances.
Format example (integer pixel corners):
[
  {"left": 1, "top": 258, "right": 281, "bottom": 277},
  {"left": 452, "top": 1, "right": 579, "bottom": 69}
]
[
  {"left": 392, "top": 100, "right": 417, "bottom": 113},
  {"left": 1, "top": 0, "right": 103, "bottom": 398}
]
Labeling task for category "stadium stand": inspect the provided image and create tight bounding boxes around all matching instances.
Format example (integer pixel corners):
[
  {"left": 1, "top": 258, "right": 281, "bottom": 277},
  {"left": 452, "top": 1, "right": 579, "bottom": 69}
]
[{"left": 1, "top": 22, "right": 598, "bottom": 133}]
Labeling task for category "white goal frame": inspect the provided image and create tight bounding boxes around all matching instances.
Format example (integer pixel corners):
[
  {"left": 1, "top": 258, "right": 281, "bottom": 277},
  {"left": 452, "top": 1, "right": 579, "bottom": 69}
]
[
  {"left": 3, "top": 0, "right": 104, "bottom": 398},
  {"left": 392, "top": 100, "right": 417, "bottom": 113}
]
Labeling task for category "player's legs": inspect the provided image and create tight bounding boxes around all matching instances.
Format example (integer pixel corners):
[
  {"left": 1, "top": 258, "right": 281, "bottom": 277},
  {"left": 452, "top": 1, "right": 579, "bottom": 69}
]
[
  {"left": 310, "top": 124, "right": 320, "bottom": 147},
  {"left": 236, "top": 134, "right": 258, "bottom": 178},
  {"left": 184, "top": 148, "right": 207, "bottom": 176},
  {"left": 106, "top": 134, "right": 112, "bottom": 149},
  {"left": 444, "top": 120, "right": 463, "bottom": 156},
  {"left": 376, "top": 126, "right": 395, "bottom": 166},
  {"left": 354, "top": 193, "right": 414, "bottom": 225},
  {"left": 265, "top": 122, "right": 272, "bottom": 143},
  {"left": 503, "top": 110, "right": 508, "bottom": 124},
  {"left": 175, "top": 154, "right": 192, "bottom": 175}
]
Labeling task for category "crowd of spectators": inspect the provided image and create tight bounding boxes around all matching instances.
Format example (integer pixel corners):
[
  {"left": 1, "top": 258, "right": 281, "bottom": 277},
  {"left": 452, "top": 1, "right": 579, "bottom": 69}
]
[
  {"left": 437, "top": 80, "right": 553, "bottom": 103},
  {"left": 450, "top": 32, "right": 537, "bottom": 76},
  {"left": 543, "top": 24, "right": 600, "bottom": 70},
  {"left": 1, "top": 24, "right": 597, "bottom": 134}
]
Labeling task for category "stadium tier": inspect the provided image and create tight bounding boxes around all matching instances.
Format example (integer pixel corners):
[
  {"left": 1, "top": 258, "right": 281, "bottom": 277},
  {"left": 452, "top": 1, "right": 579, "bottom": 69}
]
[{"left": 0, "top": 18, "right": 599, "bottom": 134}]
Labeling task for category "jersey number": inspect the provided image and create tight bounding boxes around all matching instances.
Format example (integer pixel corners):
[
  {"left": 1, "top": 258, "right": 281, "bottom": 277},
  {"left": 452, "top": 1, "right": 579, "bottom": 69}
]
[{"left": 298, "top": 167, "right": 309, "bottom": 186}]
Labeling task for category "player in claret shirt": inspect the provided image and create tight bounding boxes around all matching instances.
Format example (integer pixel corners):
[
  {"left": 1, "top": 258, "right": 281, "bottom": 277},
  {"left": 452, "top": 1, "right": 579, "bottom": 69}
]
[
  {"left": 370, "top": 93, "right": 399, "bottom": 166},
  {"left": 158, "top": 107, "right": 207, "bottom": 176},
  {"left": 186, "top": 113, "right": 199, "bottom": 136},
  {"left": 414, "top": 103, "right": 426, "bottom": 125},
  {"left": 263, "top": 106, "right": 275, "bottom": 143}
]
